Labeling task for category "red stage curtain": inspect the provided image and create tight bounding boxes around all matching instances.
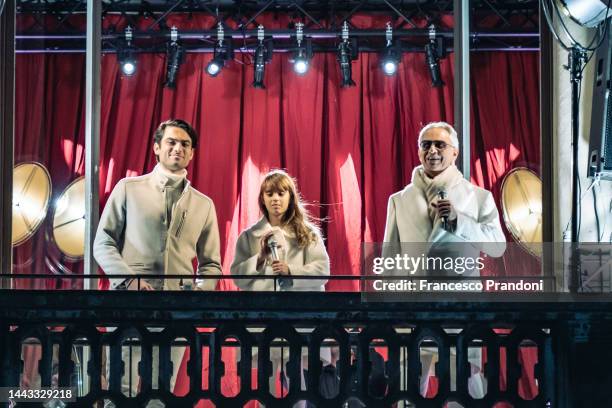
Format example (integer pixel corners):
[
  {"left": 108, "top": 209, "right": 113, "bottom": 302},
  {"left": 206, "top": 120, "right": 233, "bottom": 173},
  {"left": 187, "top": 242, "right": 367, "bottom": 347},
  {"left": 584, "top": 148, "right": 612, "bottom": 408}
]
[
  {"left": 13, "top": 13, "right": 540, "bottom": 289},
  {"left": 14, "top": 13, "right": 540, "bottom": 401}
]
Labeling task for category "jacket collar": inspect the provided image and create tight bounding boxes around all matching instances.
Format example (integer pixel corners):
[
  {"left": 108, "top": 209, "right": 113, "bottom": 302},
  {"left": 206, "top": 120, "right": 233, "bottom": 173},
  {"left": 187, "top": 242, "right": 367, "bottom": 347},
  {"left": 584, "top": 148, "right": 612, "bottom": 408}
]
[
  {"left": 150, "top": 163, "right": 191, "bottom": 193},
  {"left": 249, "top": 216, "right": 296, "bottom": 238},
  {"left": 410, "top": 165, "right": 464, "bottom": 191}
]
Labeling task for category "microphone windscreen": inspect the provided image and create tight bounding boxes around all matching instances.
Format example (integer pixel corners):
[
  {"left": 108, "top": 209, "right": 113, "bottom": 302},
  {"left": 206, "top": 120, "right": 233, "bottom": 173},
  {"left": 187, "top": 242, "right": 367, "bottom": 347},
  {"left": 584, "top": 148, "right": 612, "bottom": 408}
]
[{"left": 268, "top": 237, "right": 278, "bottom": 248}]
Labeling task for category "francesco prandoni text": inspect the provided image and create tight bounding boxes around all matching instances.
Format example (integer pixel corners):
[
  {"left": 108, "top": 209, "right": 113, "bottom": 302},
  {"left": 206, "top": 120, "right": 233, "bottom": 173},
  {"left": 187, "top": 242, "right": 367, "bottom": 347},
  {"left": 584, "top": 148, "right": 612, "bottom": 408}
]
[
  {"left": 370, "top": 254, "right": 543, "bottom": 292},
  {"left": 372, "top": 279, "right": 544, "bottom": 292}
]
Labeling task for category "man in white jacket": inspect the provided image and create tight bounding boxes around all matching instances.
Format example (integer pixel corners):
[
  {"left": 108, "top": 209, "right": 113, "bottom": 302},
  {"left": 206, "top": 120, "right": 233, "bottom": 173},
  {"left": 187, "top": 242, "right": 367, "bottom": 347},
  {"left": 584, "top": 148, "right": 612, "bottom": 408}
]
[
  {"left": 94, "top": 119, "right": 221, "bottom": 291},
  {"left": 383, "top": 121, "right": 506, "bottom": 271},
  {"left": 383, "top": 121, "right": 506, "bottom": 403},
  {"left": 94, "top": 119, "right": 222, "bottom": 406}
]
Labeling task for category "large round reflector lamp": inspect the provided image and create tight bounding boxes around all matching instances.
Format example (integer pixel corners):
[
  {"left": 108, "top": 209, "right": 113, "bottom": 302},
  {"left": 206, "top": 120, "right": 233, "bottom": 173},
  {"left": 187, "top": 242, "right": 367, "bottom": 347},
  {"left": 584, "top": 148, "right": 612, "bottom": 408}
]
[
  {"left": 559, "top": 0, "right": 612, "bottom": 28},
  {"left": 501, "top": 168, "right": 543, "bottom": 258},
  {"left": 12, "top": 162, "right": 52, "bottom": 246},
  {"left": 52, "top": 177, "right": 85, "bottom": 259}
]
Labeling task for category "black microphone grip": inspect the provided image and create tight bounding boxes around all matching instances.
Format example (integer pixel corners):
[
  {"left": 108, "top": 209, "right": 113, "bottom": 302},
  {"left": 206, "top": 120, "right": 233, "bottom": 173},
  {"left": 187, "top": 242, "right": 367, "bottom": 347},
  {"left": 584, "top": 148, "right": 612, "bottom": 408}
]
[{"left": 438, "top": 190, "right": 448, "bottom": 230}]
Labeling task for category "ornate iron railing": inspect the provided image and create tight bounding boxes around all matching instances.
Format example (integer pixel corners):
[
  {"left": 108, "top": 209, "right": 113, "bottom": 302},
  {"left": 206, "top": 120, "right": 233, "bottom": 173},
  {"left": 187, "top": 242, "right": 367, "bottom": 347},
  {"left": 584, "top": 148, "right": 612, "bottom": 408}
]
[{"left": 1, "top": 290, "right": 612, "bottom": 407}]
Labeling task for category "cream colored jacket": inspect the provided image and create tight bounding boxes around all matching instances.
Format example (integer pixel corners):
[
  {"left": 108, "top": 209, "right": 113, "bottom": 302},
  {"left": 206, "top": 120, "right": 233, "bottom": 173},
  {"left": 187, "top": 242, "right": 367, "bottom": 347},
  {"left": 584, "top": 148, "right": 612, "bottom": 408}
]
[
  {"left": 231, "top": 217, "right": 330, "bottom": 291},
  {"left": 93, "top": 165, "right": 222, "bottom": 290},
  {"left": 383, "top": 168, "right": 506, "bottom": 277},
  {"left": 384, "top": 174, "right": 506, "bottom": 252}
]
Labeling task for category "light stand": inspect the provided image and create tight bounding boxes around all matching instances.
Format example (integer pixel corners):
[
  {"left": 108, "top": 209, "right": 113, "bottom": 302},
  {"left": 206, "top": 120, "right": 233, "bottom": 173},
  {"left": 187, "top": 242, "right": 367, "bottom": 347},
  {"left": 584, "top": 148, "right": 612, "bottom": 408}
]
[{"left": 566, "top": 46, "right": 587, "bottom": 292}]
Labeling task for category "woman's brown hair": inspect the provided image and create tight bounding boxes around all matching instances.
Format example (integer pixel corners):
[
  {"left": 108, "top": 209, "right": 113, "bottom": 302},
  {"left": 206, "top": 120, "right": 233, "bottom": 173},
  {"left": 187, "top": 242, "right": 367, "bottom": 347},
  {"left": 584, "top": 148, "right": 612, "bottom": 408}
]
[{"left": 258, "top": 170, "right": 321, "bottom": 248}]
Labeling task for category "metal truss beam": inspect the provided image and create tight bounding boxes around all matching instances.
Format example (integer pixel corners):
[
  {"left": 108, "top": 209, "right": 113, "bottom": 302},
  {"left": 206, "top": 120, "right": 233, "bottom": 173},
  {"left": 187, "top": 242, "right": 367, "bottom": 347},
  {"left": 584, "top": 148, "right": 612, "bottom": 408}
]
[
  {"left": 17, "top": 0, "right": 540, "bottom": 31},
  {"left": 15, "top": 28, "right": 539, "bottom": 53},
  {"left": 17, "top": 0, "right": 539, "bottom": 14},
  {"left": 14, "top": 0, "right": 540, "bottom": 52}
]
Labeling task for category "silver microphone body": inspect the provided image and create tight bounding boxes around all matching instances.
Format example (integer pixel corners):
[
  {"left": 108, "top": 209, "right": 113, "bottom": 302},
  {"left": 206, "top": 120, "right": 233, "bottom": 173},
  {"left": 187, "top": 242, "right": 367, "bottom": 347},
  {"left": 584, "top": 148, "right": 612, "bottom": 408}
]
[
  {"left": 268, "top": 238, "right": 280, "bottom": 261},
  {"left": 267, "top": 237, "right": 292, "bottom": 289}
]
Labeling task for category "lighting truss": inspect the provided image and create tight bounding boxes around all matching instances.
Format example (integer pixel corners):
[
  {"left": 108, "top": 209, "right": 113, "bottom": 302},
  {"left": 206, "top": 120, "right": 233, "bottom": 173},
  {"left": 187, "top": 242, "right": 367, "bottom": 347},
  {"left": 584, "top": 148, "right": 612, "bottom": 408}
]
[{"left": 15, "top": 0, "right": 540, "bottom": 53}]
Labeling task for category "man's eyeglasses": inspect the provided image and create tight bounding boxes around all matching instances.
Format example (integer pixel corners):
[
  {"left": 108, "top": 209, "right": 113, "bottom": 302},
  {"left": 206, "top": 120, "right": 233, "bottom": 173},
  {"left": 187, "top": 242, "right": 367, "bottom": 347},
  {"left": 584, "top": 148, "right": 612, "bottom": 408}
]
[{"left": 420, "top": 140, "right": 451, "bottom": 151}]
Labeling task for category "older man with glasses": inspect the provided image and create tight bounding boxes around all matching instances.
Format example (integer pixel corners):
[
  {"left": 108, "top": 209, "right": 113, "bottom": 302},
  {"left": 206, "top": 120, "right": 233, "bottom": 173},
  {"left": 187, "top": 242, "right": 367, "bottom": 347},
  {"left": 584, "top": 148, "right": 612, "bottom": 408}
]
[
  {"left": 383, "top": 121, "right": 506, "bottom": 251},
  {"left": 381, "top": 121, "right": 506, "bottom": 404}
]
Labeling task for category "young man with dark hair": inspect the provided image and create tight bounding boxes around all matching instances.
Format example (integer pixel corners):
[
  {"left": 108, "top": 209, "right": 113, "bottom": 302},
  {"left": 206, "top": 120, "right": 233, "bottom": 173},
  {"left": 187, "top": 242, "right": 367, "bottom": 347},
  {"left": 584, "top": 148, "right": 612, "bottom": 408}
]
[
  {"left": 94, "top": 118, "right": 221, "bottom": 291},
  {"left": 94, "top": 119, "right": 221, "bottom": 403}
]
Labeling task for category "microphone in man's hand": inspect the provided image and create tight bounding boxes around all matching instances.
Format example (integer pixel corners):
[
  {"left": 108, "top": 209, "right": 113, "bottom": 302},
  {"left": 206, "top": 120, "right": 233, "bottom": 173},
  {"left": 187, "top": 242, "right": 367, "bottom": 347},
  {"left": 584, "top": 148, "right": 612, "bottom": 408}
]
[{"left": 438, "top": 189, "right": 447, "bottom": 230}]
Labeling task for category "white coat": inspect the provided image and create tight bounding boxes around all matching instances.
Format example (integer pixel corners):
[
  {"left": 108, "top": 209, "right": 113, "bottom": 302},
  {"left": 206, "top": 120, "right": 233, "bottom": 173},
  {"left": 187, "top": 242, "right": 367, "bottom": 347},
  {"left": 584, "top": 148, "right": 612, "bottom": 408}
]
[
  {"left": 94, "top": 165, "right": 222, "bottom": 290},
  {"left": 383, "top": 167, "right": 505, "bottom": 400},
  {"left": 231, "top": 217, "right": 330, "bottom": 291},
  {"left": 383, "top": 170, "right": 506, "bottom": 276},
  {"left": 231, "top": 217, "right": 332, "bottom": 392}
]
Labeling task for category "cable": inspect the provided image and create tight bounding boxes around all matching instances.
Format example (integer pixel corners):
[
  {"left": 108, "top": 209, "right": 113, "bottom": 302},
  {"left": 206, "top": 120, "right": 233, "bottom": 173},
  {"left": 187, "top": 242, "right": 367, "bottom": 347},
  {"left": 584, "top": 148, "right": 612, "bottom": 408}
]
[
  {"left": 575, "top": 50, "right": 585, "bottom": 240},
  {"left": 592, "top": 177, "right": 606, "bottom": 242},
  {"left": 579, "top": 50, "right": 596, "bottom": 78},
  {"left": 551, "top": 0, "right": 611, "bottom": 51},
  {"left": 577, "top": 168, "right": 581, "bottom": 238},
  {"left": 239, "top": 26, "right": 253, "bottom": 65},
  {"left": 541, "top": 0, "right": 572, "bottom": 50},
  {"left": 562, "top": 177, "right": 598, "bottom": 237},
  {"left": 542, "top": 0, "right": 611, "bottom": 52},
  {"left": 544, "top": 0, "right": 612, "bottom": 245},
  {"left": 551, "top": 0, "right": 588, "bottom": 49},
  {"left": 0, "top": 0, "right": 5, "bottom": 17},
  {"left": 552, "top": 0, "right": 584, "bottom": 48},
  {"left": 609, "top": 200, "right": 612, "bottom": 243}
]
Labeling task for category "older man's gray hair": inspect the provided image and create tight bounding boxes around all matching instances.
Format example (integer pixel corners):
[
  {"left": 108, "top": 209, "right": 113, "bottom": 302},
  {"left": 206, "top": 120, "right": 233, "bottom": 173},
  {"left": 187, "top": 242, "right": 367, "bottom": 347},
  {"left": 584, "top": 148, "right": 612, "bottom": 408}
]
[{"left": 417, "top": 121, "right": 459, "bottom": 149}]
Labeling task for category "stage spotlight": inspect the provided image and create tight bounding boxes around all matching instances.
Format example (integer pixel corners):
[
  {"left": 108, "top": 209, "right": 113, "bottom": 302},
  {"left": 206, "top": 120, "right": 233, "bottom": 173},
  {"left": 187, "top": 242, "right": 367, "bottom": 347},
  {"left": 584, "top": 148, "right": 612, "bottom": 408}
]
[
  {"left": 425, "top": 43, "right": 443, "bottom": 87},
  {"left": 206, "top": 47, "right": 234, "bottom": 77},
  {"left": 380, "top": 23, "right": 401, "bottom": 76},
  {"left": 119, "top": 50, "right": 137, "bottom": 76},
  {"left": 206, "top": 46, "right": 233, "bottom": 77},
  {"left": 291, "top": 22, "right": 312, "bottom": 76},
  {"left": 382, "top": 58, "right": 398, "bottom": 76},
  {"left": 337, "top": 42, "right": 355, "bottom": 86},
  {"left": 121, "top": 61, "right": 136, "bottom": 75},
  {"left": 164, "top": 27, "right": 184, "bottom": 89},
  {"left": 206, "top": 23, "right": 233, "bottom": 78},
  {"left": 293, "top": 53, "right": 309, "bottom": 75},
  {"left": 253, "top": 44, "right": 267, "bottom": 88},
  {"left": 558, "top": 0, "right": 612, "bottom": 27},
  {"left": 337, "top": 22, "right": 357, "bottom": 87},
  {"left": 252, "top": 25, "right": 273, "bottom": 89},
  {"left": 206, "top": 56, "right": 224, "bottom": 77},
  {"left": 118, "top": 26, "right": 137, "bottom": 76},
  {"left": 425, "top": 25, "right": 445, "bottom": 87}
]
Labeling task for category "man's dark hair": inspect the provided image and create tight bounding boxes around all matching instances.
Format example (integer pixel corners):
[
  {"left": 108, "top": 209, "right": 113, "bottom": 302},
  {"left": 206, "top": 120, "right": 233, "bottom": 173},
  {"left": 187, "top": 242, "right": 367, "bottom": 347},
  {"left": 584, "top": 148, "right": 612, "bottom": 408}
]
[{"left": 153, "top": 119, "right": 199, "bottom": 148}]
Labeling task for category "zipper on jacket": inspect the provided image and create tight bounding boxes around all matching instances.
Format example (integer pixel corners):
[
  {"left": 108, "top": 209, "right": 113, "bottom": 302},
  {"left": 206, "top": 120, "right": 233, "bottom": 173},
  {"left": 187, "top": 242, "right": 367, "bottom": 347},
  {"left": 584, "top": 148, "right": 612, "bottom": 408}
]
[{"left": 175, "top": 211, "right": 187, "bottom": 238}]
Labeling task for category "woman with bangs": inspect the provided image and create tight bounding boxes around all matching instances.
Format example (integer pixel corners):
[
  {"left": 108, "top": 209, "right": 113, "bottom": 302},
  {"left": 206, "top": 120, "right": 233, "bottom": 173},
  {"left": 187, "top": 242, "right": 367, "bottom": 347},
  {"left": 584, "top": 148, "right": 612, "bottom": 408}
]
[
  {"left": 231, "top": 170, "right": 333, "bottom": 405},
  {"left": 231, "top": 169, "right": 330, "bottom": 291}
]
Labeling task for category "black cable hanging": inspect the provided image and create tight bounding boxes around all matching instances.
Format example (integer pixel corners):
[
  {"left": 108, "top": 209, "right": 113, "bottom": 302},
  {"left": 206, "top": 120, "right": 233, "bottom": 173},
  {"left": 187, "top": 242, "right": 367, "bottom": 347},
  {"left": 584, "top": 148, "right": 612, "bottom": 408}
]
[{"left": 541, "top": 0, "right": 612, "bottom": 292}]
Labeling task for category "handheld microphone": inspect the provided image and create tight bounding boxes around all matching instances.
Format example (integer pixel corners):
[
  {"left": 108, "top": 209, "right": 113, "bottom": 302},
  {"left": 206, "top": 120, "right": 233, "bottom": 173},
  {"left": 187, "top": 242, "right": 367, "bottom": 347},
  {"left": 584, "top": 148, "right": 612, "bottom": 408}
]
[
  {"left": 267, "top": 236, "right": 292, "bottom": 289},
  {"left": 268, "top": 237, "right": 280, "bottom": 261},
  {"left": 438, "top": 190, "right": 448, "bottom": 230}
]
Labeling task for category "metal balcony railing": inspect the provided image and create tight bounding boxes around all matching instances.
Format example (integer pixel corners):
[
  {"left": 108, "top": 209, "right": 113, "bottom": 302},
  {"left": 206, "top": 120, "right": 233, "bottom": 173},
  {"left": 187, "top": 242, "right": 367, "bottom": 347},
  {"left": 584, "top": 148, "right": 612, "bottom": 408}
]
[{"left": 1, "top": 284, "right": 612, "bottom": 407}]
